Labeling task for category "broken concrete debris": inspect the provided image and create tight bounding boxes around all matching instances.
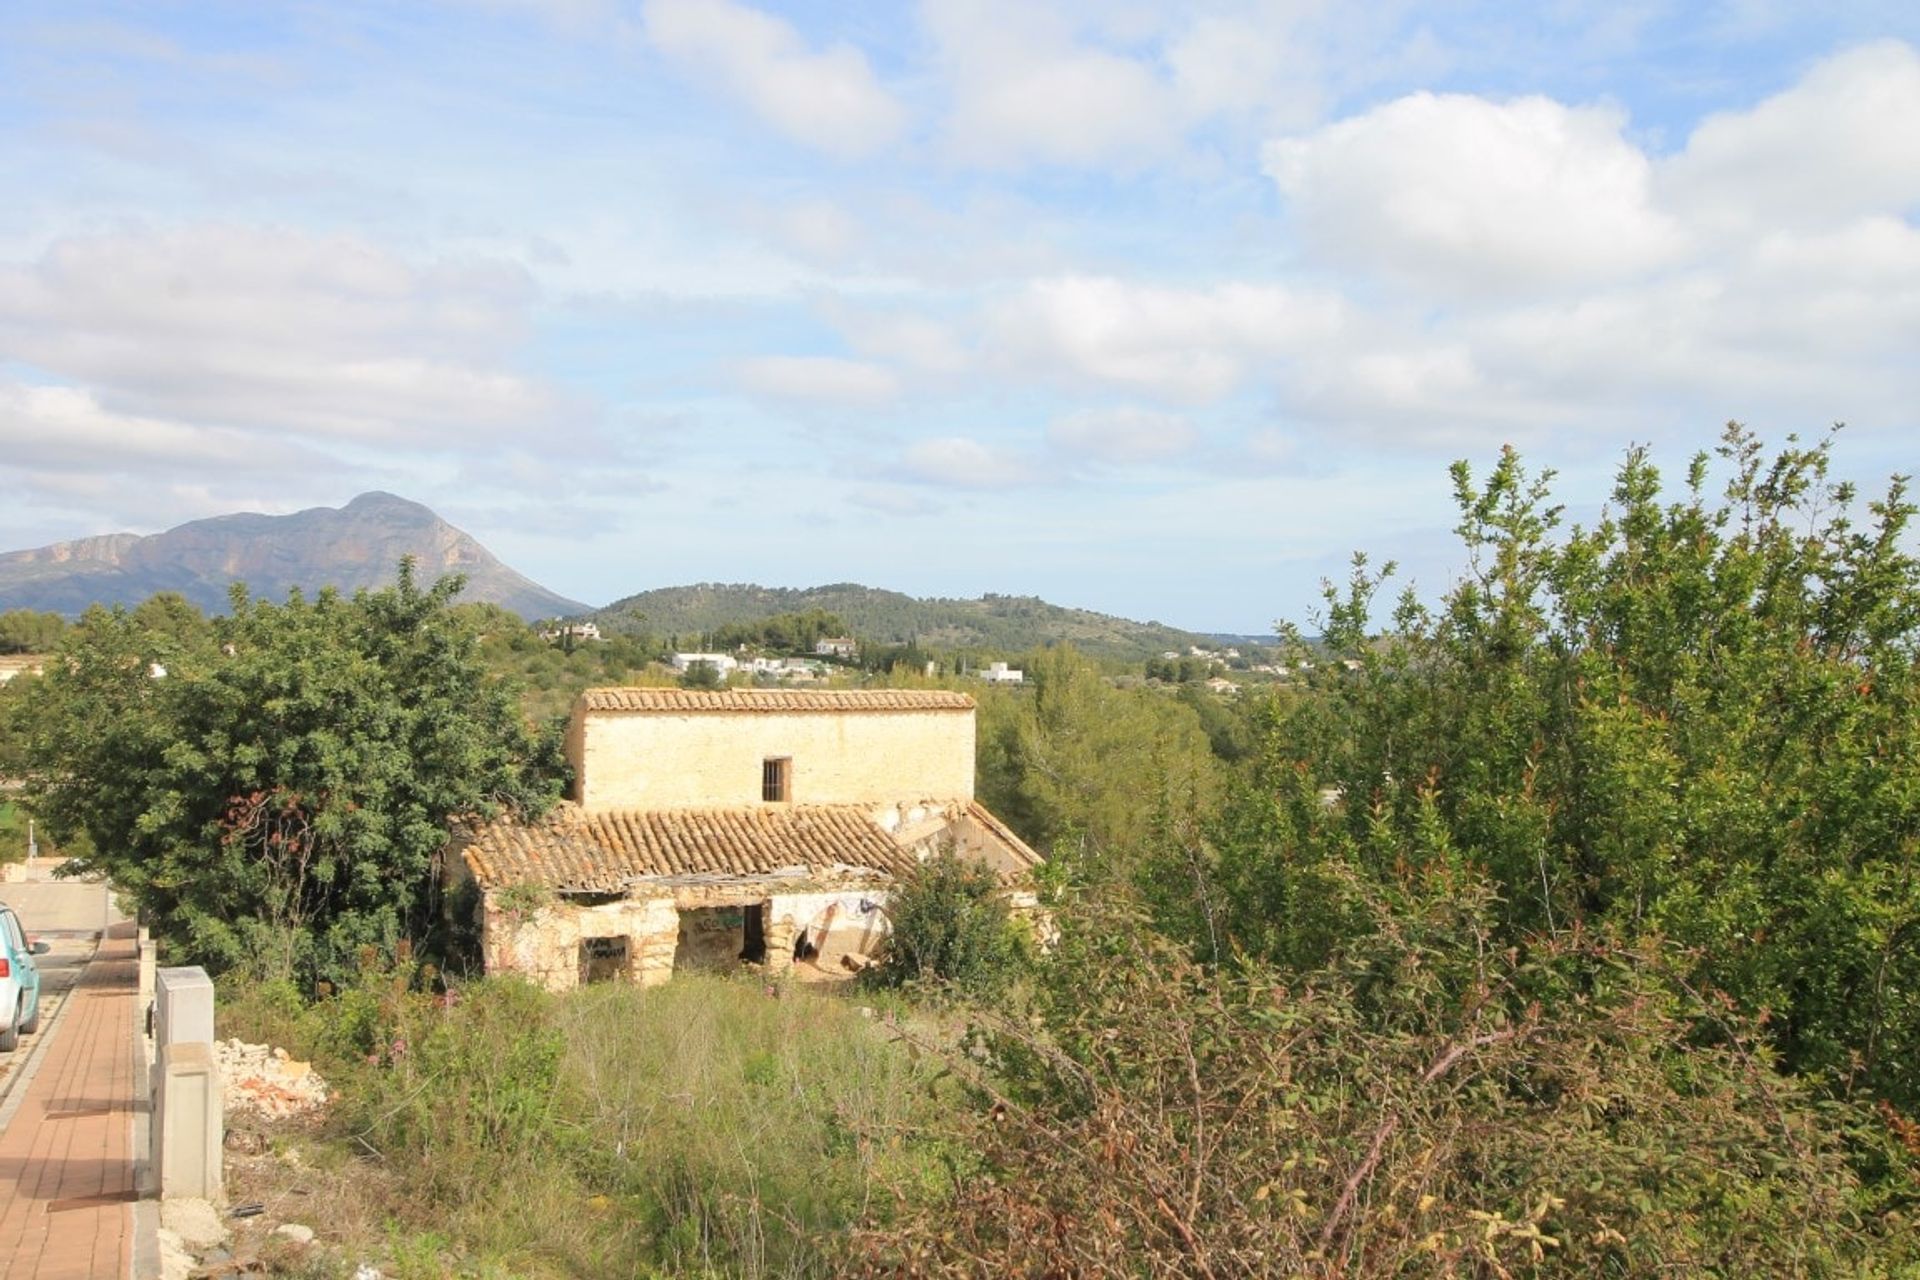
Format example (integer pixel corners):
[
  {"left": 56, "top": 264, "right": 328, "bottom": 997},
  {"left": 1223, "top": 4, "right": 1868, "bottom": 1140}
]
[{"left": 216, "top": 1038, "right": 331, "bottom": 1119}]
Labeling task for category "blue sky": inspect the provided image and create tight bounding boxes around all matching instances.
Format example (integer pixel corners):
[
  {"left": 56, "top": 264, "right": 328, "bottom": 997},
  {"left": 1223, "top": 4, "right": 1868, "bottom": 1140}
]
[{"left": 2, "top": 1, "right": 1917, "bottom": 631}]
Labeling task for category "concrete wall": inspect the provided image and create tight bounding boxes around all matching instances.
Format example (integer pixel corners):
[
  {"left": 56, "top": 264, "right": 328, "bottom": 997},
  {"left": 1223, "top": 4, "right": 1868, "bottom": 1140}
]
[{"left": 573, "top": 708, "right": 975, "bottom": 810}]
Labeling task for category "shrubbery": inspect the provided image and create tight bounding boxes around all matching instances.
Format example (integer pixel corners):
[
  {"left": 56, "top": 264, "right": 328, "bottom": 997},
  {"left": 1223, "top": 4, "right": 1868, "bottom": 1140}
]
[
  {"left": 854, "top": 869, "right": 1920, "bottom": 1278},
  {"left": 869, "top": 847, "right": 1028, "bottom": 995},
  {"left": 220, "top": 960, "right": 947, "bottom": 1278}
]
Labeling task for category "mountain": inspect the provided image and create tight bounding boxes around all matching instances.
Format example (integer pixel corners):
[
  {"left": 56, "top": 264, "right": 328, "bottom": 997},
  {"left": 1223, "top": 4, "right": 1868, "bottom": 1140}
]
[
  {"left": 0, "top": 493, "right": 589, "bottom": 620},
  {"left": 595, "top": 582, "right": 1211, "bottom": 660}
]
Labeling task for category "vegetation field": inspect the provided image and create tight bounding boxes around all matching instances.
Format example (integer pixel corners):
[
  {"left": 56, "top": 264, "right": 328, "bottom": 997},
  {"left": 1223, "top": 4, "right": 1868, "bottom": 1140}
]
[
  {"left": 3, "top": 428, "right": 1918, "bottom": 1277},
  {"left": 218, "top": 970, "right": 948, "bottom": 1279}
]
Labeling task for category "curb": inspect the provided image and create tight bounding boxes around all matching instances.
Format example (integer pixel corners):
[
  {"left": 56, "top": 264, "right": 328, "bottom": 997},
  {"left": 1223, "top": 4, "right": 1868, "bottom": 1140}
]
[
  {"left": 0, "top": 931, "right": 102, "bottom": 1136},
  {"left": 132, "top": 927, "right": 161, "bottom": 1280}
]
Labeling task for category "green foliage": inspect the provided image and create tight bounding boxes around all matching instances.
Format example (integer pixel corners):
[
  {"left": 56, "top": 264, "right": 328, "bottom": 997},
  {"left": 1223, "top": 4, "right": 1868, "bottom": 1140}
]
[
  {"left": 1146, "top": 653, "right": 1221, "bottom": 683},
  {"left": 15, "top": 563, "right": 557, "bottom": 979},
  {"left": 976, "top": 646, "right": 1225, "bottom": 883},
  {"left": 475, "top": 620, "right": 671, "bottom": 724},
  {"left": 220, "top": 968, "right": 948, "bottom": 1279},
  {"left": 871, "top": 847, "right": 1027, "bottom": 995},
  {"left": 1209, "top": 427, "right": 1920, "bottom": 1108},
  {"left": 596, "top": 582, "right": 1209, "bottom": 660},
  {"left": 711, "top": 607, "right": 849, "bottom": 653},
  {"left": 855, "top": 870, "right": 1920, "bottom": 1278},
  {"left": 0, "top": 609, "right": 65, "bottom": 654},
  {"left": 678, "top": 657, "right": 724, "bottom": 689}
]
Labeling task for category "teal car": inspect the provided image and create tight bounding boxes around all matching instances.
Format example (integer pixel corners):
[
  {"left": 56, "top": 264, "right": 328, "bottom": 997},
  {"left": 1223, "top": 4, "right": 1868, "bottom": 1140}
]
[{"left": 0, "top": 902, "right": 50, "bottom": 1052}]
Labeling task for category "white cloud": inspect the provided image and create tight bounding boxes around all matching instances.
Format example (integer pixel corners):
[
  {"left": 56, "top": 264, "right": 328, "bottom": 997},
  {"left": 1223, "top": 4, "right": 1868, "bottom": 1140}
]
[
  {"left": 1265, "top": 91, "right": 1684, "bottom": 296},
  {"left": 989, "top": 275, "right": 1347, "bottom": 402},
  {"left": 924, "top": 0, "right": 1181, "bottom": 168},
  {"left": 0, "top": 225, "right": 564, "bottom": 445},
  {"left": 1662, "top": 40, "right": 1920, "bottom": 232},
  {"left": 896, "top": 435, "right": 1035, "bottom": 488},
  {"left": 643, "top": 0, "right": 906, "bottom": 158},
  {"left": 823, "top": 301, "right": 974, "bottom": 375},
  {"left": 1047, "top": 406, "right": 1197, "bottom": 463},
  {"left": 1167, "top": 7, "right": 1322, "bottom": 128},
  {"left": 737, "top": 355, "right": 900, "bottom": 404},
  {"left": 0, "top": 381, "right": 330, "bottom": 473}
]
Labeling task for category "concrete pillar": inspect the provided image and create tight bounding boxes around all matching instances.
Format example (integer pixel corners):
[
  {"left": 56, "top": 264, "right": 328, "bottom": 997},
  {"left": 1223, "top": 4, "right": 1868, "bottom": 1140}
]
[
  {"left": 153, "top": 967, "right": 214, "bottom": 1050},
  {"left": 152, "top": 966, "right": 222, "bottom": 1203},
  {"left": 154, "top": 1042, "right": 224, "bottom": 1201}
]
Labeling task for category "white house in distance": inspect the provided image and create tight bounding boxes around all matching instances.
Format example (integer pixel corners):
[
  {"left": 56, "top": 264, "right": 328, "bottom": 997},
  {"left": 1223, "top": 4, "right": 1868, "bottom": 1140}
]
[
  {"left": 981, "top": 661, "right": 1024, "bottom": 685},
  {"left": 671, "top": 652, "right": 739, "bottom": 676},
  {"left": 814, "top": 636, "right": 858, "bottom": 659},
  {"left": 449, "top": 688, "right": 1042, "bottom": 991}
]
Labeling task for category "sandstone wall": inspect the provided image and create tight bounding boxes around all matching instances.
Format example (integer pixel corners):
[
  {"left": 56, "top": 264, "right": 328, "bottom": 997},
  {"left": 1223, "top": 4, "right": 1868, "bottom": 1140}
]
[
  {"left": 483, "top": 896, "right": 679, "bottom": 993},
  {"left": 573, "top": 708, "right": 974, "bottom": 810}
]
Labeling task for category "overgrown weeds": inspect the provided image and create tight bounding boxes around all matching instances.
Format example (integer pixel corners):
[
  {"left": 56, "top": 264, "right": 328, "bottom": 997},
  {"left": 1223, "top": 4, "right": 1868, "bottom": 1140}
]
[
  {"left": 851, "top": 872, "right": 1920, "bottom": 1279},
  {"left": 219, "top": 963, "right": 948, "bottom": 1278}
]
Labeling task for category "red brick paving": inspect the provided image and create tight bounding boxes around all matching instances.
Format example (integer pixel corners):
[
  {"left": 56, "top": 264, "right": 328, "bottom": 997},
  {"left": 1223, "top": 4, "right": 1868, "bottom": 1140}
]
[{"left": 0, "top": 924, "right": 138, "bottom": 1280}]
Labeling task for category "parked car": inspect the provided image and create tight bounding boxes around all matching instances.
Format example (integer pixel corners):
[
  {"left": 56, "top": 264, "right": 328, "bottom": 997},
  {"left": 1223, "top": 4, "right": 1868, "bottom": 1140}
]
[{"left": 0, "top": 901, "right": 50, "bottom": 1052}]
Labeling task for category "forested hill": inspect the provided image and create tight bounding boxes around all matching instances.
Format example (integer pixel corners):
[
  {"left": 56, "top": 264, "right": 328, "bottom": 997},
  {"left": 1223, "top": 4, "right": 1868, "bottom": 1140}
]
[{"left": 594, "top": 582, "right": 1213, "bottom": 659}]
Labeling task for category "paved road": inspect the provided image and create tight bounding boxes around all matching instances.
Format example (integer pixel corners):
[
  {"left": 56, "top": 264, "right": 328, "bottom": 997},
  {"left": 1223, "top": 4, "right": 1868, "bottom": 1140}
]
[
  {"left": 0, "top": 880, "right": 123, "bottom": 937},
  {"left": 0, "top": 878, "right": 120, "bottom": 1105}
]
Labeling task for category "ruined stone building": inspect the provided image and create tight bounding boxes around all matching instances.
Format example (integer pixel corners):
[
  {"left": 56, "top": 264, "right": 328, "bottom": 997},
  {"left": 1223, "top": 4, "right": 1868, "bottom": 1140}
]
[{"left": 449, "top": 687, "right": 1041, "bottom": 991}]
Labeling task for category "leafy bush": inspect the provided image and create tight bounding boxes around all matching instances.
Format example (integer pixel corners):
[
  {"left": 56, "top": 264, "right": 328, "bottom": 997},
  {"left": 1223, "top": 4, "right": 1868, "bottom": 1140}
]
[
  {"left": 870, "top": 847, "right": 1027, "bottom": 995},
  {"left": 1195, "top": 429, "right": 1920, "bottom": 1108},
  {"left": 854, "top": 870, "right": 1920, "bottom": 1278},
  {"left": 17, "top": 563, "right": 558, "bottom": 981}
]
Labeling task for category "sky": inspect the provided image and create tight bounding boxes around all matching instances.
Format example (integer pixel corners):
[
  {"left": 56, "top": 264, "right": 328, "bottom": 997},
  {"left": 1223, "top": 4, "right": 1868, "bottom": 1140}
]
[{"left": 1, "top": 1, "right": 1917, "bottom": 633}]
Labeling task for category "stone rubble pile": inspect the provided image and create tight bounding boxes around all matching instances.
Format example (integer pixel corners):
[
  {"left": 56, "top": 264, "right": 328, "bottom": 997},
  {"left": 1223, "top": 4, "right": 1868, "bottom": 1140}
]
[{"left": 216, "top": 1038, "right": 331, "bottom": 1119}]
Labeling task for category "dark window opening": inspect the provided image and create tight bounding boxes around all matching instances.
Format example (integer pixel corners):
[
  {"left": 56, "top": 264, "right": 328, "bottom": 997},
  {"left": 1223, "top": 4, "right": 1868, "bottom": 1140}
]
[
  {"left": 762, "top": 756, "right": 792, "bottom": 803},
  {"left": 740, "top": 903, "right": 767, "bottom": 964},
  {"left": 675, "top": 905, "right": 757, "bottom": 972},
  {"left": 579, "top": 936, "right": 630, "bottom": 985}
]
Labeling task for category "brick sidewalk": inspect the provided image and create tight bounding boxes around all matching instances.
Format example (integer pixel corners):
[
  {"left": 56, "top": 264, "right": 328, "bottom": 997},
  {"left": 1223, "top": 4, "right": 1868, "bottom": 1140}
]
[{"left": 0, "top": 924, "right": 139, "bottom": 1280}]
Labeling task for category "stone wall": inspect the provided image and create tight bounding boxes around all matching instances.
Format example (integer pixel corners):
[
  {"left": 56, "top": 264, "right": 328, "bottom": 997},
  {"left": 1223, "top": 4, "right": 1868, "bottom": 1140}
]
[
  {"left": 481, "top": 895, "right": 680, "bottom": 993},
  {"left": 571, "top": 707, "right": 975, "bottom": 810},
  {"left": 482, "top": 881, "right": 899, "bottom": 990}
]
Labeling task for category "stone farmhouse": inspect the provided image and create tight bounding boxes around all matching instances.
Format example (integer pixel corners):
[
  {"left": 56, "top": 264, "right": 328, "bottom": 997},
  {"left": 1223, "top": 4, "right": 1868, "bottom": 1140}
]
[{"left": 449, "top": 687, "right": 1041, "bottom": 991}]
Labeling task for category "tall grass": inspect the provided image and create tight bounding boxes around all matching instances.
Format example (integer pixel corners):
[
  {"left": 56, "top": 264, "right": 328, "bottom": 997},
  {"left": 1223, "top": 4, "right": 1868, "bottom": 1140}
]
[{"left": 220, "top": 971, "right": 947, "bottom": 1278}]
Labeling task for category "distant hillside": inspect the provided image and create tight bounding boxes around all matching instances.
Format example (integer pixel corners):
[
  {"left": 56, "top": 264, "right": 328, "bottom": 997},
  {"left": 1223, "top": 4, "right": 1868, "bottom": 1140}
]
[
  {"left": 0, "top": 493, "right": 589, "bottom": 621},
  {"left": 595, "top": 583, "right": 1209, "bottom": 660}
]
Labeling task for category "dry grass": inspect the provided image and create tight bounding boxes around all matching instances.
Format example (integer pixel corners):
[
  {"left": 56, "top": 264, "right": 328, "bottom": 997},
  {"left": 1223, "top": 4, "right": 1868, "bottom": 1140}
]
[{"left": 216, "top": 971, "right": 948, "bottom": 1279}]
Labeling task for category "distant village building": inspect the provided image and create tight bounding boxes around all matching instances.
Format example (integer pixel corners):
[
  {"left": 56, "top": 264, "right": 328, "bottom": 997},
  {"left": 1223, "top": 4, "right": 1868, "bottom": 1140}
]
[
  {"left": 671, "top": 652, "right": 739, "bottom": 676},
  {"left": 1204, "top": 676, "right": 1238, "bottom": 695},
  {"left": 981, "top": 661, "right": 1024, "bottom": 685},
  {"left": 542, "top": 622, "right": 602, "bottom": 643},
  {"left": 813, "top": 636, "right": 858, "bottom": 659},
  {"left": 449, "top": 688, "right": 1041, "bottom": 991}
]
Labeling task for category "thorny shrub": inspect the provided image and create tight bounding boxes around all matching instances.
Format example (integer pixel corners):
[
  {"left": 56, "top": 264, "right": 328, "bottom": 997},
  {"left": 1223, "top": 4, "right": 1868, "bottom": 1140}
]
[{"left": 851, "top": 864, "right": 1920, "bottom": 1279}]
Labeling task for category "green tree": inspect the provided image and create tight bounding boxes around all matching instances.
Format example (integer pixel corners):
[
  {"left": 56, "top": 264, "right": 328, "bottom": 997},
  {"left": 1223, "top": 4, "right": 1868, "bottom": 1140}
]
[
  {"left": 17, "top": 564, "right": 558, "bottom": 978},
  {"left": 0, "top": 610, "right": 66, "bottom": 654},
  {"left": 679, "top": 658, "right": 724, "bottom": 689},
  {"left": 870, "top": 847, "right": 1026, "bottom": 995},
  {"left": 1210, "top": 427, "right": 1920, "bottom": 1107},
  {"left": 856, "top": 867, "right": 1919, "bottom": 1278},
  {"left": 976, "top": 646, "right": 1223, "bottom": 870}
]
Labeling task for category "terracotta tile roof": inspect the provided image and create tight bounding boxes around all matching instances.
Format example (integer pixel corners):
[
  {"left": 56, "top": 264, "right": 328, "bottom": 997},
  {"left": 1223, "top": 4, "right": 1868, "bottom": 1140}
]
[
  {"left": 460, "top": 803, "right": 921, "bottom": 892},
  {"left": 578, "top": 688, "right": 975, "bottom": 713}
]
